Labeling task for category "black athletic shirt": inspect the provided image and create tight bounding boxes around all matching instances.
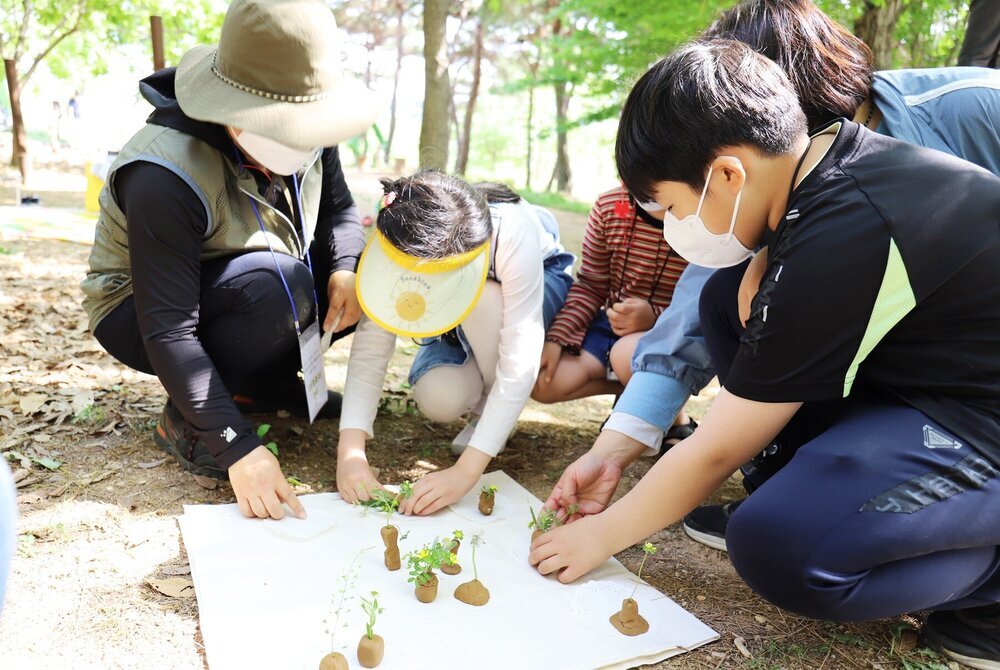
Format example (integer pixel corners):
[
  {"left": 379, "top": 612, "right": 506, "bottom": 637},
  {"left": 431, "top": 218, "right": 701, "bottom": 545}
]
[{"left": 727, "top": 120, "right": 1000, "bottom": 463}]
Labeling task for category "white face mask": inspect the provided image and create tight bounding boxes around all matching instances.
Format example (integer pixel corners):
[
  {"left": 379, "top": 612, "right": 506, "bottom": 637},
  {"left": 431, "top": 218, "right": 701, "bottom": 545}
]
[
  {"left": 233, "top": 129, "right": 320, "bottom": 176},
  {"left": 660, "top": 164, "right": 754, "bottom": 268}
]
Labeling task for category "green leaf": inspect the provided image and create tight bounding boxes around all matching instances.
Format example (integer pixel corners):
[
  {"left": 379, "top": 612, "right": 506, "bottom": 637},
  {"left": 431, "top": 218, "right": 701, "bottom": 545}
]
[
  {"left": 32, "top": 457, "right": 62, "bottom": 471},
  {"left": 256, "top": 424, "right": 272, "bottom": 439},
  {"left": 264, "top": 441, "right": 278, "bottom": 457}
]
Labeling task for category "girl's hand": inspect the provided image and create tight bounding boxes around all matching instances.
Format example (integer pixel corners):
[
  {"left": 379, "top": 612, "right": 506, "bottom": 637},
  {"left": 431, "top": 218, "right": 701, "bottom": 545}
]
[
  {"left": 401, "top": 447, "right": 491, "bottom": 516},
  {"left": 606, "top": 298, "right": 656, "bottom": 336},
  {"left": 529, "top": 514, "right": 614, "bottom": 583},
  {"left": 336, "top": 430, "right": 383, "bottom": 503},
  {"left": 538, "top": 341, "right": 563, "bottom": 384}
]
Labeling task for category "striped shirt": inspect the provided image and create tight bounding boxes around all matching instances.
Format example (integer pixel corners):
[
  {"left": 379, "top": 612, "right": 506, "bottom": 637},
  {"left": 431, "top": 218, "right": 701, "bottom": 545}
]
[{"left": 546, "top": 188, "right": 689, "bottom": 351}]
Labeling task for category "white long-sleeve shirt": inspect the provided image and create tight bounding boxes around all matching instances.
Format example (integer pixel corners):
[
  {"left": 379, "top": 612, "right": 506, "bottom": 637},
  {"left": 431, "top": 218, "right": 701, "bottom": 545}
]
[{"left": 340, "top": 201, "right": 557, "bottom": 457}]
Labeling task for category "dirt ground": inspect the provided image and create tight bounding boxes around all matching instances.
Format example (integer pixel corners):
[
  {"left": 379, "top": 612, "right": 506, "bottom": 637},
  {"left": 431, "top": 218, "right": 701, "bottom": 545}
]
[{"left": 0, "top": 159, "right": 960, "bottom": 669}]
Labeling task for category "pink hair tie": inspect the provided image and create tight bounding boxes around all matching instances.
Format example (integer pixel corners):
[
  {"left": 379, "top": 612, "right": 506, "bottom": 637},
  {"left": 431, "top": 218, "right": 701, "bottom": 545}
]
[{"left": 381, "top": 191, "right": 397, "bottom": 210}]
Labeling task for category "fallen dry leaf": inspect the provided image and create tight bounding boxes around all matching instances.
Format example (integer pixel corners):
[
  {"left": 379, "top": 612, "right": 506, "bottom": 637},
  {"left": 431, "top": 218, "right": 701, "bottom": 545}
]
[
  {"left": 137, "top": 457, "right": 168, "bottom": 469},
  {"left": 146, "top": 577, "right": 195, "bottom": 599},
  {"left": 19, "top": 393, "right": 48, "bottom": 415},
  {"left": 734, "top": 636, "right": 752, "bottom": 659},
  {"left": 192, "top": 475, "right": 219, "bottom": 490}
]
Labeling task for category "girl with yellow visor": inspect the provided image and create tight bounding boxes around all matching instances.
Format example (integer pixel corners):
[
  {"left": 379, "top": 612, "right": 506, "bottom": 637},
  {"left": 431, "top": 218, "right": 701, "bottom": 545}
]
[{"left": 338, "top": 171, "right": 574, "bottom": 515}]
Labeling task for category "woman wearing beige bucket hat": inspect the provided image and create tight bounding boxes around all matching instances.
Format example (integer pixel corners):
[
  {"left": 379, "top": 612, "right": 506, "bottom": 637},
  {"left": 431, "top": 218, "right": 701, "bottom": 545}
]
[{"left": 81, "top": 0, "right": 376, "bottom": 521}]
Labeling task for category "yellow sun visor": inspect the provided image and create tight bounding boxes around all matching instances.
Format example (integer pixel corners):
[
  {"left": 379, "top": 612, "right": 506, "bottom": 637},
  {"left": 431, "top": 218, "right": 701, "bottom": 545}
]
[{"left": 356, "top": 229, "right": 490, "bottom": 338}]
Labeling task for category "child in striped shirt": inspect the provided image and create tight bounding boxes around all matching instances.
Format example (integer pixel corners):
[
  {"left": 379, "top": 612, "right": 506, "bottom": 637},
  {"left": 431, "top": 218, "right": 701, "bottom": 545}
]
[{"left": 532, "top": 186, "right": 694, "bottom": 439}]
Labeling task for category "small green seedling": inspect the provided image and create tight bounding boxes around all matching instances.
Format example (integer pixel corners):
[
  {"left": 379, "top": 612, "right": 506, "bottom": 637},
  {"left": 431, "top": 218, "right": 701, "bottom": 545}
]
[
  {"left": 405, "top": 538, "right": 457, "bottom": 586},
  {"left": 257, "top": 424, "right": 278, "bottom": 456},
  {"left": 629, "top": 542, "right": 657, "bottom": 601},
  {"left": 528, "top": 506, "right": 561, "bottom": 533},
  {"left": 469, "top": 533, "right": 485, "bottom": 581},
  {"left": 359, "top": 591, "right": 383, "bottom": 641},
  {"left": 323, "top": 547, "right": 371, "bottom": 650},
  {"left": 449, "top": 529, "right": 464, "bottom": 550},
  {"left": 480, "top": 484, "right": 498, "bottom": 497},
  {"left": 358, "top": 480, "right": 414, "bottom": 525}
]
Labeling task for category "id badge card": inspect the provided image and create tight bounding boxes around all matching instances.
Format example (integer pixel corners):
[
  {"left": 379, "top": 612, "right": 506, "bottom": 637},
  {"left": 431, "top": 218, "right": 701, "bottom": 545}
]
[{"left": 298, "top": 321, "right": 328, "bottom": 423}]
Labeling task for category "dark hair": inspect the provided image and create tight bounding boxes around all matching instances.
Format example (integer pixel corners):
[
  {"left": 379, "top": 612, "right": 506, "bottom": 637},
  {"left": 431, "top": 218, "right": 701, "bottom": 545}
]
[
  {"left": 616, "top": 40, "right": 807, "bottom": 200},
  {"left": 377, "top": 171, "right": 492, "bottom": 260},
  {"left": 473, "top": 181, "right": 522, "bottom": 204},
  {"left": 704, "top": 0, "right": 874, "bottom": 132}
]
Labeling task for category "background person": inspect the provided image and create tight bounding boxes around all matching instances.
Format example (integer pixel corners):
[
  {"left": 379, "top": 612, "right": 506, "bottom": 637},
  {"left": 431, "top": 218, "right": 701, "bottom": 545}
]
[
  {"left": 532, "top": 186, "right": 696, "bottom": 447},
  {"left": 337, "top": 172, "right": 573, "bottom": 516},
  {"left": 81, "top": 0, "right": 375, "bottom": 520}
]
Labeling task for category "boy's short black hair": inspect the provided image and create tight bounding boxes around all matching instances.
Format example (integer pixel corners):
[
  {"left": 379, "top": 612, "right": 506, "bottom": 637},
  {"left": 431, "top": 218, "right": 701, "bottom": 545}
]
[{"left": 616, "top": 39, "right": 808, "bottom": 202}]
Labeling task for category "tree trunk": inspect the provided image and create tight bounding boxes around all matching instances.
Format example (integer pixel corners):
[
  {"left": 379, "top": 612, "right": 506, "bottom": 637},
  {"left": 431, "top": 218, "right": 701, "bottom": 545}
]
[
  {"left": 419, "top": 0, "right": 451, "bottom": 170},
  {"left": 454, "top": 18, "right": 483, "bottom": 176},
  {"left": 4, "top": 59, "right": 29, "bottom": 184},
  {"left": 552, "top": 78, "right": 572, "bottom": 194},
  {"left": 384, "top": 0, "right": 406, "bottom": 165},
  {"left": 525, "top": 79, "right": 535, "bottom": 191},
  {"left": 854, "top": 0, "right": 908, "bottom": 69}
]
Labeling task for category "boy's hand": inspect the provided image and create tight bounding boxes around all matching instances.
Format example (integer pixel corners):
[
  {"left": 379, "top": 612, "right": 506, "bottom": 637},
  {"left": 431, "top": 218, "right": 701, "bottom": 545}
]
[
  {"left": 738, "top": 249, "right": 768, "bottom": 326},
  {"left": 401, "top": 446, "right": 491, "bottom": 516},
  {"left": 229, "top": 446, "right": 306, "bottom": 520},
  {"left": 538, "top": 341, "right": 563, "bottom": 384},
  {"left": 529, "top": 515, "right": 614, "bottom": 583},
  {"left": 544, "top": 449, "right": 623, "bottom": 520},
  {"left": 606, "top": 298, "right": 656, "bottom": 336}
]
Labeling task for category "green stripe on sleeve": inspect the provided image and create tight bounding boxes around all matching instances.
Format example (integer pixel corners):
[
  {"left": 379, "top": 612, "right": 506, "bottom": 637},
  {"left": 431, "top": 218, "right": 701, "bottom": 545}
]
[{"left": 843, "top": 239, "right": 916, "bottom": 397}]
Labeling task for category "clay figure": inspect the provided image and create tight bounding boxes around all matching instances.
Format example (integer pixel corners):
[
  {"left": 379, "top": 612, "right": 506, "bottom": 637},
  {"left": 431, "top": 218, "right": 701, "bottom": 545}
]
[
  {"left": 455, "top": 532, "right": 490, "bottom": 606},
  {"left": 319, "top": 652, "right": 348, "bottom": 670},
  {"left": 357, "top": 591, "right": 385, "bottom": 668},
  {"left": 405, "top": 538, "right": 458, "bottom": 604},
  {"left": 440, "top": 529, "right": 464, "bottom": 575},
  {"left": 610, "top": 542, "right": 656, "bottom": 636},
  {"left": 478, "top": 484, "right": 498, "bottom": 515},
  {"left": 358, "top": 481, "right": 413, "bottom": 571}
]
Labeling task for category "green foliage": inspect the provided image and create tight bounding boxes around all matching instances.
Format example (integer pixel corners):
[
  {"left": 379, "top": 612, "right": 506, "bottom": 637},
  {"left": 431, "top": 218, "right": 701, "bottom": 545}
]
[
  {"left": 480, "top": 484, "right": 498, "bottom": 498},
  {"left": 359, "top": 591, "right": 383, "bottom": 640},
  {"left": 521, "top": 189, "right": 590, "bottom": 215},
  {"left": 404, "top": 538, "right": 457, "bottom": 586},
  {"left": 323, "top": 548, "right": 371, "bottom": 650},
  {"left": 528, "top": 505, "right": 560, "bottom": 533},
  {"left": 256, "top": 424, "right": 278, "bottom": 457},
  {"left": 356, "top": 481, "right": 414, "bottom": 525}
]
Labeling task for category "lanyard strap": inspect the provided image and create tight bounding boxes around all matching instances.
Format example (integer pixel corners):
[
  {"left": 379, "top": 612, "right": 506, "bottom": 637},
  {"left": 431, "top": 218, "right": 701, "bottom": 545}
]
[{"left": 244, "top": 171, "right": 319, "bottom": 336}]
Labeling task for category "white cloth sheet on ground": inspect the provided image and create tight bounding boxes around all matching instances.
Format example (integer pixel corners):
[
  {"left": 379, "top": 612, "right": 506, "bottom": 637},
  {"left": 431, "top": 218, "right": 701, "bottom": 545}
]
[{"left": 179, "top": 470, "right": 718, "bottom": 670}]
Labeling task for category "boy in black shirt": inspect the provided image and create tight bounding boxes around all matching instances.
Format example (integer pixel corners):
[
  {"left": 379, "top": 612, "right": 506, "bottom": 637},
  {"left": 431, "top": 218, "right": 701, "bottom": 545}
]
[{"left": 530, "top": 40, "right": 1000, "bottom": 668}]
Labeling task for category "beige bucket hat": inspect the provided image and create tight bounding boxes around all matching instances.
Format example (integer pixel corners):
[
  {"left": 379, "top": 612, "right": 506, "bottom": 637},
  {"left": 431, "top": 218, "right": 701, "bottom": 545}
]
[{"left": 175, "top": 0, "right": 376, "bottom": 150}]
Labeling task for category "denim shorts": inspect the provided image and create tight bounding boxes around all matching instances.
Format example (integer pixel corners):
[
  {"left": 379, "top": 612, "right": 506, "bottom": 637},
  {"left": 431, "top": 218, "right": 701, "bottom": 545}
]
[
  {"left": 580, "top": 309, "right": 619, "bottom": 368},
  {"left": 408, "top": 252, "right": 575, "bottom": 384}
]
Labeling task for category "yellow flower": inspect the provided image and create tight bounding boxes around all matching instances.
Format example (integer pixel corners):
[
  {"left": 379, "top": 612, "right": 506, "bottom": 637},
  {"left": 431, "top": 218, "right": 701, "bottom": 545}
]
[
  {"left": 418, "top": 549, "right": 429, "bottom": 559},
  {"left": 449, "top": 553, "right": 458, "bottom": 563}
]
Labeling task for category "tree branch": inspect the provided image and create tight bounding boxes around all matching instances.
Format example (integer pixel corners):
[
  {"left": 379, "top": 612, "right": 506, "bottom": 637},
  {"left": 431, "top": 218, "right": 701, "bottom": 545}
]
[
  {"left": 14, "top": 0, "right": 32, "bottom": 61},
  {"left": 22, "top": 0, "right": 87, "bottom": 85}
]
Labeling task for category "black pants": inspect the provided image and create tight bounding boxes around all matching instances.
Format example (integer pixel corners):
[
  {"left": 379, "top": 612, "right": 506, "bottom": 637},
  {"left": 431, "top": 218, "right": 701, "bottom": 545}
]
[{"left": 95, "top": 249, "right": 349, "bottom": 402}]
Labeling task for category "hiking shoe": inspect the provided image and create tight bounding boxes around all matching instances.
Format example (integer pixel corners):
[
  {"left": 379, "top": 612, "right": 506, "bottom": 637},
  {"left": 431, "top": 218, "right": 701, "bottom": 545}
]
[
  {"left": 154, "top": 401, "right": 226, "bottom": 480},
  {"left": 658, "top": 418, "right": 698, "bottom": 458},
  {"left": 682, "top": 499, "right": 744, "bottom": 552},
  {"left": 233, "top": 389, "right": 342, "bottom": 420},
  {"left": 922, "top": 605, "right": 1000, "bottom": 670}
]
